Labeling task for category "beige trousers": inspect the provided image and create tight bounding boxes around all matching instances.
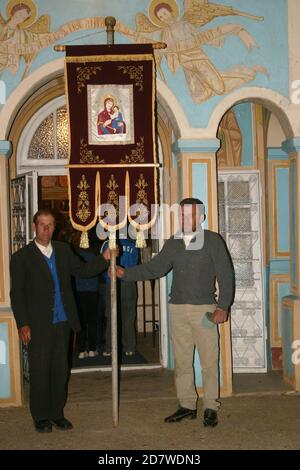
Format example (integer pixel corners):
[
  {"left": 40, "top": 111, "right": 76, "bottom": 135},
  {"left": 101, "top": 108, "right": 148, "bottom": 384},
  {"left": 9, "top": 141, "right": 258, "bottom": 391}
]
[{"left": 168, "top": 303, "right": 220, "bottom": 411}]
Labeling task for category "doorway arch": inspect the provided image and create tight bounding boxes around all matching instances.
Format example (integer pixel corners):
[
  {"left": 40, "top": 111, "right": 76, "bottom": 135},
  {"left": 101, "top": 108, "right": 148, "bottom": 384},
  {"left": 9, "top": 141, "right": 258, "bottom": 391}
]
[
  {"left": 214, "top": 93, "right": 294, "bottom": 385},
  {"left": 6, "top": 61, "right": 183, "bottom": 371}
]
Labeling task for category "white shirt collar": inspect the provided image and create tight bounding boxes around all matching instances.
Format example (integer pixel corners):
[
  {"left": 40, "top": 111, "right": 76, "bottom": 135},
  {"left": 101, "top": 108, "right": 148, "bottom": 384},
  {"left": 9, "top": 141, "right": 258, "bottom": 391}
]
[
  {"left": 34, "top": 239, "right": 53, "bottom": 258},
  {"left": 176, "top": 227, "right": 203, "bottom": 247},
  {"left": 182, "top": 233, "right": 196, "bottom": 247}
]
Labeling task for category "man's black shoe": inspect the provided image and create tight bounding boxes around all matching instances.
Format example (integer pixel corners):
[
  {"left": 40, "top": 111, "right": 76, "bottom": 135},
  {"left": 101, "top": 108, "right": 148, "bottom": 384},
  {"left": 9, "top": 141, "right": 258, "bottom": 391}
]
[
  {"left": 34, "top": 419, "right": 52, "bottom": 433},
  {"left": 203, "top": 408, "right": 218, "bottom": 427},
  {"left": 51, "top": 417, "right": 73, "bottom": 430},
  {"left": 164, "top": 406, "right": 197, "bottom": 423}
]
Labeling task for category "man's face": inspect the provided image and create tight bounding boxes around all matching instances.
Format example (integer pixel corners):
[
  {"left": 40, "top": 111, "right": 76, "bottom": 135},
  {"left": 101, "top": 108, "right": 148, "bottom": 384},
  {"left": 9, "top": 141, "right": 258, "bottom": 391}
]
[
  {"left": 181, "top": 204, "right": 203, "bottom": 234},
  {"left": 34, "top": 215, "right": 55, "bottom": 246}
]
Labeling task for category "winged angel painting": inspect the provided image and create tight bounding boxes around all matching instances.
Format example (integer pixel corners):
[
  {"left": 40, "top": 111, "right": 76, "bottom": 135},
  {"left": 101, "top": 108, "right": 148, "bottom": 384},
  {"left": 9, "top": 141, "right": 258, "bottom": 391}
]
[
  {"left": 116, "top": 0, "right": 268, "bottom": 103},
  {"left": 0, "top": 0, "right": 105, "bottom": 80},
  {"left": 0, "top": 0, "right": 60, "bottom": 79}
]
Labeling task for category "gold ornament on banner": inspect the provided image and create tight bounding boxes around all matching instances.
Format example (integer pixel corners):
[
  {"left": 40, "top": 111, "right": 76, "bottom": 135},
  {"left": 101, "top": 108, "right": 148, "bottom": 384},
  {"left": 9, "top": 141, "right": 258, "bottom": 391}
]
[
  {"left": 136, "top": 173, "right": 149, "bottom": 207},
  {"left": 79, "top": 231, "right": 89, "bottom": 248},
  {"left": 80, "top": 139, "right": 104, "bottom": 164},
  {"left": 121, "top": 137, "right": 145, "bottom": 163},
  {"left": 133, "top": 173, "right": 150, "bottom": 248},
  {"left": 136, "top": 230, "right": 147, "bottom": 248},
  {"left": 76, "top": 65, "right": 102, "bottom": 93},
  {"left": 106, "top": 174, "right": 119, "bottom": 211},
  {"left": 76, "top": 175, "right": 91, "bottom": 223},
  {"left": 117, "top": 65, "right": 144, "bottom": 91}
]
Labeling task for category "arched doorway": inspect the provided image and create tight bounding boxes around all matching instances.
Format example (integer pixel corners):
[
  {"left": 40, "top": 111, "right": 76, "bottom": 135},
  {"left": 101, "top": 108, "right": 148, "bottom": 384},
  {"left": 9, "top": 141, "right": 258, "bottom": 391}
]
[
  {"left": 7, "top": 74, "right": 179, "bottom": 373},
  {"left": 215, "top": 100, "right": 292, "bottom": 392}
]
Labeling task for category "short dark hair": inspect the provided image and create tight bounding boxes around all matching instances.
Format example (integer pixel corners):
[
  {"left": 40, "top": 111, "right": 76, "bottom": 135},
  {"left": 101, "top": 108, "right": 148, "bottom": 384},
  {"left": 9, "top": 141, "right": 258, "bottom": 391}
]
[
  {"left": 180, "top": 198, "right": 205, "bottom": 214},
  {"left": 33, "top": 209, "right": 56, "bottom": 225}
]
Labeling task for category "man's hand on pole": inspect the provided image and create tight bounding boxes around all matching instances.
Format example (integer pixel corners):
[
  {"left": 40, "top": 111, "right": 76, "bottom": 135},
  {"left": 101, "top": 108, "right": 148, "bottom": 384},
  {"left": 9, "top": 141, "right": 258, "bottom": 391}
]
[
  {"left": 18, "top": 325, "right": 31, "bottom": 345},
  {"left": 108, "top": 265, "right": 125, "bottom": 278},
  {"left": 212, "top": 308, "right": 228, "bottom": 324},
  {"left": 102, "top": 245, "right": 119, "bottom": 261}
]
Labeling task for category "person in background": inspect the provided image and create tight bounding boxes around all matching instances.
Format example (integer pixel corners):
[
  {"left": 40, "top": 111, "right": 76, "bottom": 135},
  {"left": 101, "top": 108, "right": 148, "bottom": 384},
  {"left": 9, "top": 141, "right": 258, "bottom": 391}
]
[
  {"left": 102, "top": 236, "right": 139, "bottom": 357},
  {"left": 71, "top": 231, "right": 100, "bottom": 359}
]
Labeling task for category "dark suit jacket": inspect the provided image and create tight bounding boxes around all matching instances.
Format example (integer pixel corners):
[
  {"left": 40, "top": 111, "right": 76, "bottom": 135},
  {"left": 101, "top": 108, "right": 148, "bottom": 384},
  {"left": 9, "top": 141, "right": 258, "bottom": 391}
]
[{"left": 10, "top": 241, "right": 108, "bottom": 345}]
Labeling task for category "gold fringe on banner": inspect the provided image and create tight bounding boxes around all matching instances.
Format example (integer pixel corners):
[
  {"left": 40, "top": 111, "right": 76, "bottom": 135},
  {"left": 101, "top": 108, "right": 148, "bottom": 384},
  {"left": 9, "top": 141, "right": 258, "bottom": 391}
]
[
  {"left": 136, "top": 230, "right": 147, "bottom": 248},
  {"left": 80, "top": 231, "right": 89, "bottom": 248},
  {"left": 108, "top": 231, "right": 117, "bottom": 250}
]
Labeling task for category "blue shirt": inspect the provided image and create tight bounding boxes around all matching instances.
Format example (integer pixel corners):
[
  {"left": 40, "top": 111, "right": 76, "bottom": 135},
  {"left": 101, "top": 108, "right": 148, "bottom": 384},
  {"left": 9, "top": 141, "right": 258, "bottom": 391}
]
[
  {"left": 101, "top": 239, "right": 138, "bottom": 283},
  {"left": 44, "top": 252, "right": 68, "bottom": 324}
]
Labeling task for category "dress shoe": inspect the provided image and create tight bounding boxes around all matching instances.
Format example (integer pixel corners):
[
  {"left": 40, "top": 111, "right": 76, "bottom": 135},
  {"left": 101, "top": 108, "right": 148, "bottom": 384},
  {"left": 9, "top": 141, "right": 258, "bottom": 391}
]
[
  {"left": 51, "top": 417, "right": 73, "bottom": 430},
  {"left": 203, "top": 408, "right": 218, "bottom": 427},
  {"left": 164, "top": 406, "right": 197, "bottom": 423},
  {"left": 34, "top": 419, "right": 52, "bottom": 433}
]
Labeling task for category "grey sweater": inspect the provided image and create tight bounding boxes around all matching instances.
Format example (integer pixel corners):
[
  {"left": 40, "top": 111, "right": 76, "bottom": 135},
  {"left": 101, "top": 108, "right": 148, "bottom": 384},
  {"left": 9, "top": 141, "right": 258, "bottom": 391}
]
[{"left": 124, "top": 230, "right": 234, "bottom": 311}]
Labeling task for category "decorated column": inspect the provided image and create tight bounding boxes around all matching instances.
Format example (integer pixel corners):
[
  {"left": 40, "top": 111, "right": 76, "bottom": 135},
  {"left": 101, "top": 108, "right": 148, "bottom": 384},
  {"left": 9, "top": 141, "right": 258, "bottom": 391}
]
[
  {"left": 0, "top": 141, "right": 22, "bottom": 406},
  {"left": 281, "top": 138, "right": 300, "bottom": 390}
]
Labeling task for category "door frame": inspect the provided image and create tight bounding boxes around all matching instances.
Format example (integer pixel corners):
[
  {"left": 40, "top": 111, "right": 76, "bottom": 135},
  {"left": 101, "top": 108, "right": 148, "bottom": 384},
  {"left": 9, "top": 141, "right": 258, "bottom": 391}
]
[{"left": 218, "top": 169, "right": 267, "bottom": 373}]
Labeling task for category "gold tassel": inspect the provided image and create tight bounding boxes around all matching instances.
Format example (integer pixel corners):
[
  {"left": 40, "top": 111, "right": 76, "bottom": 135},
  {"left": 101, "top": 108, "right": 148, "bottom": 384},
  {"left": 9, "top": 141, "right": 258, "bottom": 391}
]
[
  {"left": 136, "top": 230, "right": 147, "bottom": 248},
  {"left": 108, "top": 231, "right": 117, "bottom": 250},
  {"left": 80, "top": 231, "right": 89, "bottom": 248}
]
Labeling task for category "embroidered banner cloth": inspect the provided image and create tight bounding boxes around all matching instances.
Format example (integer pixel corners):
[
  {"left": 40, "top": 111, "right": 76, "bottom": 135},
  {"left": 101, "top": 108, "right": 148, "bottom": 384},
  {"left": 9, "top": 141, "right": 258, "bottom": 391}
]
[{"left": 65, "top": 44, "right": 158, "bottom": 232}]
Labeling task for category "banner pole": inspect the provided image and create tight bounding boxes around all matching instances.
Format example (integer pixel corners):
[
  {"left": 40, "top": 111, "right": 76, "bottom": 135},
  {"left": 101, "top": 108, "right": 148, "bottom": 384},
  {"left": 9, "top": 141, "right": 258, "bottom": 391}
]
[
  {"left": 109, "top": 242, "right": 119, "bottom": 427},
  {"left": 59, "top": 21, "right": 161, "bottom": 428},
  {"left": 54, "top": 44, "right": 167, "bottom": 52},
  {"left": 105, "top": 15, "right": 119, "bottom": 427},
  {"left": 105, "top": 16, "right": 116, "bottom": 45}
]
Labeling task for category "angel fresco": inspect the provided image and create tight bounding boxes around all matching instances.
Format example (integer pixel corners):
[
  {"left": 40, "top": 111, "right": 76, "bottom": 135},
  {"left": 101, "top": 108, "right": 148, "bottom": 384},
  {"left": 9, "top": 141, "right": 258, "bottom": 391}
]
[
  {"left": 0, "top": 0, "right": 105, "bottom": 80},
  {"left": 0, "top": 0, "right": 56, "bottom": 79},
  {"left": 115, "top": 0, "right": 268, "bottom": 104},
  {"left": 217, "top": 107, "right": 242, "bottom": 167}
]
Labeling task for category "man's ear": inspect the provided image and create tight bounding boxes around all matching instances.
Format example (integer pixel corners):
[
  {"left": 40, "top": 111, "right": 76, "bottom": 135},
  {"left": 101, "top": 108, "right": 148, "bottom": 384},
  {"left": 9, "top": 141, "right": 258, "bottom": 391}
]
[{"left": 199, "top": 214, "right": 206, "bottom": 224}]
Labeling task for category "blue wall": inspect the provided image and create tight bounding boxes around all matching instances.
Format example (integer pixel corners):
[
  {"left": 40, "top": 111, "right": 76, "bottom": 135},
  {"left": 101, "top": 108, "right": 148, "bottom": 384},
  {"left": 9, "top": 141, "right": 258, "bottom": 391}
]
[
  {"left": 0, "top": 0, "right": 289, "bottom": 125},
  {"left": 290, "top": 160, "right": 297, "bottom": 286},
  {"left": 234, "top": 103, "right": 254, "bottom": 166},
  {"left": 276, "top": 167, "right": 290, "bottom": 252},
  {"left": 278, "top": 283, "right": 290, "bottom": 337},
  {"left": 283, "top": 307, "right": 293, "bottom": 377},
  {"left": 0, "top": 323, "right": 11, "bottom": 400}
]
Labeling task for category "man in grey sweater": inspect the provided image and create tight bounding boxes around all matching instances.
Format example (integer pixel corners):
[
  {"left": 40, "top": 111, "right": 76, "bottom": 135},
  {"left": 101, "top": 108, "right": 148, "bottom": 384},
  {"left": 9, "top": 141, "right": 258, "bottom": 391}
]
[{"left": 116, "top": 198, "right": 234, "bottom": 427}]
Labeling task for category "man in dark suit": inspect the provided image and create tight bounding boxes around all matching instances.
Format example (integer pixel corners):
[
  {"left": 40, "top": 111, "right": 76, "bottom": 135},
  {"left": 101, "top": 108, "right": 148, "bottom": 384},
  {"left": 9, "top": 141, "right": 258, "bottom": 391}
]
[{"left": 10, "top": 209, "right": 111, "bottom": 433}]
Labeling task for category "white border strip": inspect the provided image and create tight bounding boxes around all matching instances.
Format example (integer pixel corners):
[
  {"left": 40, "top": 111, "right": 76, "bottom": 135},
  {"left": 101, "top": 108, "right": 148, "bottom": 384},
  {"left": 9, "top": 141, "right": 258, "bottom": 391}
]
[{"left": 71, "top": 363, "right": 163, "bottom": 374}]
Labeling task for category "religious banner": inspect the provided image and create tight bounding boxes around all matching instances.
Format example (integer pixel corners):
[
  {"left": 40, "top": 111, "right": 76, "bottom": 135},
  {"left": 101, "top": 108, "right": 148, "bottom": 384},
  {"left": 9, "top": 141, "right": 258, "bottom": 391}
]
[{"left": 65, "top": 44, "right": 158, "bottom": 246}]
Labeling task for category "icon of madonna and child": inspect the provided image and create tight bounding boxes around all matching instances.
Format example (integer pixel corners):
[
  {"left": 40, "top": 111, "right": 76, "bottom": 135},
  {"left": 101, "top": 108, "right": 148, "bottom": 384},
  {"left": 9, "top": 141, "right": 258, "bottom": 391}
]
[{"left": 97, "top": 96, "right": 126, "bottom": 135}]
